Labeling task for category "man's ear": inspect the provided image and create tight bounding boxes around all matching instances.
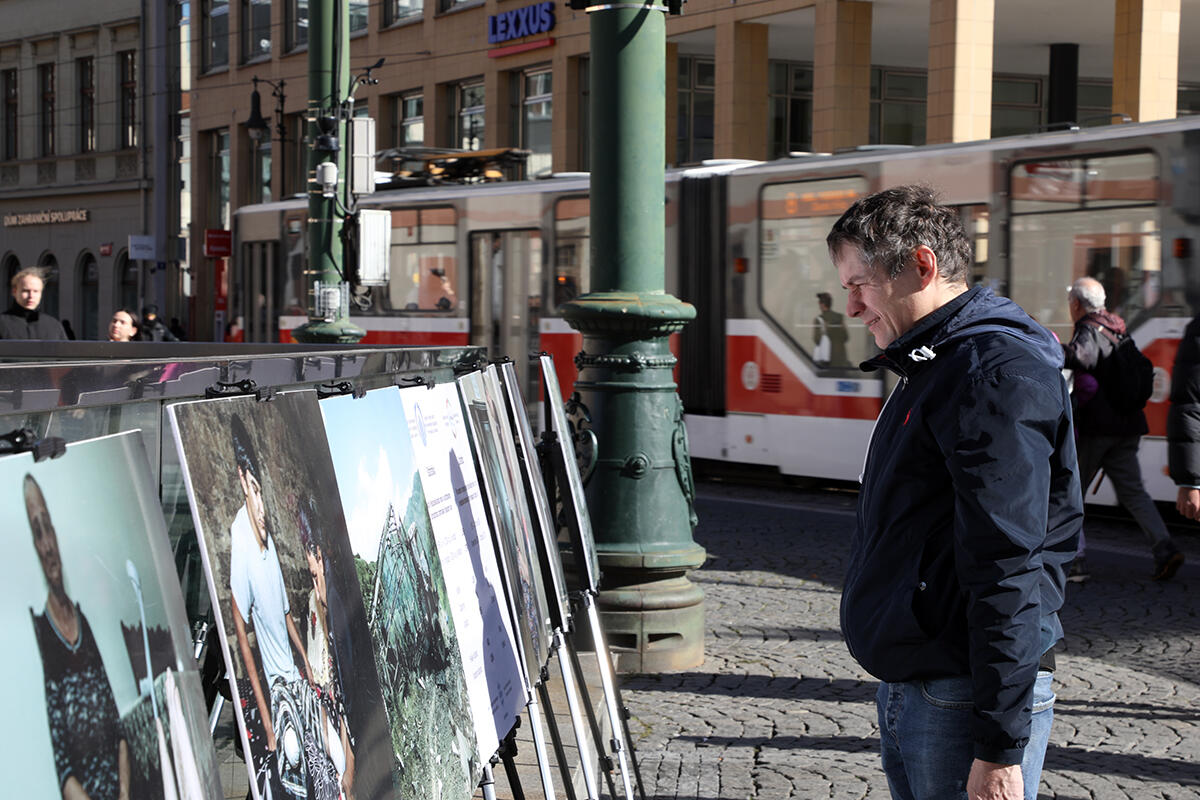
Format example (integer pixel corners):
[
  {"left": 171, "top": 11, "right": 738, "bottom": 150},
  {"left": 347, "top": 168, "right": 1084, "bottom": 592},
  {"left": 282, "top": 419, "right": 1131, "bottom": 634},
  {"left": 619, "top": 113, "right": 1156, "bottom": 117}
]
[{"left": 912, "top": 245, "right": 939, "bottom": 288}]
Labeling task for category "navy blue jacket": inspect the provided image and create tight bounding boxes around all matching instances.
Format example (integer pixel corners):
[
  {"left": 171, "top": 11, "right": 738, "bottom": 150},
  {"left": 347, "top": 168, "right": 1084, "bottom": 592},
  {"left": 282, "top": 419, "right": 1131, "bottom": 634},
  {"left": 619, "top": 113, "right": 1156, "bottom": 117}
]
[{"left": 840, "top": 286, "right": 1082, "bottom": 765}]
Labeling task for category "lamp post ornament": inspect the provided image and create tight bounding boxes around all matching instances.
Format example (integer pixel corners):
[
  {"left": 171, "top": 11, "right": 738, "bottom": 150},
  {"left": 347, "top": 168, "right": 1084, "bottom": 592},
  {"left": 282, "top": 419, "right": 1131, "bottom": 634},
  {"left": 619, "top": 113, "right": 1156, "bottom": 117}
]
[
  {"left": 561, "top": 0, "right": 704, "bottom": 672},
  {"left": 293, "top": 0, "right": 365, "bottom": 343}
]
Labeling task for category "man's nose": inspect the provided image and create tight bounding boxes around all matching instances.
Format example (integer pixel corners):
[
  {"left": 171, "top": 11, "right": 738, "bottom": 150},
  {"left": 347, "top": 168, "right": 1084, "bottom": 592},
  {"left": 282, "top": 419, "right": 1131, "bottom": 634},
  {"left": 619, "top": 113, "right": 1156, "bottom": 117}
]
[{"left": 845, "top": 294, "right": 863, "bottom": 317}]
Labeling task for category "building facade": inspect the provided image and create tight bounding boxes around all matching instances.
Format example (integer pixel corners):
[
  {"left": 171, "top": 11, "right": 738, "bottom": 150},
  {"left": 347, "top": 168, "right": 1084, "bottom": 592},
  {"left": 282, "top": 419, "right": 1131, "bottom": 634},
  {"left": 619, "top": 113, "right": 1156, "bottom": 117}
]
[
  {"left": 0, "top": 0, "right": 184, "bottom": 340},
  {"left": 187, "top": 0, "right": 1200, "bottom": 340}
]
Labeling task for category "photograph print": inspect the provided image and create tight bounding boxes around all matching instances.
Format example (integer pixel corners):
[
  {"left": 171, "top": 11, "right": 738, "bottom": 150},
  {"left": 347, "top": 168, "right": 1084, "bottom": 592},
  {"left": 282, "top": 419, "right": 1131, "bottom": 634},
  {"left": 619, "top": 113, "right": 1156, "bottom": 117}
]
[
  {"left": 168, "top": 392, "right": 396, "bottom": 800},
  {"left": 457, "top": 368, "right": 552, "bottom": 686},
  {"left": 320, "top": 388, "right": 481, "bottom": 800},
  {"left": 398, "top": 382, "right": 526, "bottom": 757},
  {"left": 0, "top": 431, "right": 223, "bottom": 800}
]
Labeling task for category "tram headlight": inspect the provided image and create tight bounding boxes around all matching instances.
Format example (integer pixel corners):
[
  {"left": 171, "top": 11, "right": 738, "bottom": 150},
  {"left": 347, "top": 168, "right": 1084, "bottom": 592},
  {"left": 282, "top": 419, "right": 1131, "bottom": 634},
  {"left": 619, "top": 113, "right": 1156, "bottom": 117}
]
[{"left": 316, "top": 161, "right": 339, "bottom": 198}]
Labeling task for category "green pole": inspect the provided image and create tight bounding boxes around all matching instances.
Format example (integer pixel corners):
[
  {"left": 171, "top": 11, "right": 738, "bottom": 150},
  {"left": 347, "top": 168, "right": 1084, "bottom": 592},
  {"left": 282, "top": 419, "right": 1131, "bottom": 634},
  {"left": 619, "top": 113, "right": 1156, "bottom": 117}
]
[
  {"left": 294, "top": 0, "right": 364, "bottom": 343},
  {"left": 561, "top": 0, "right": 705, "bottom": 672}
]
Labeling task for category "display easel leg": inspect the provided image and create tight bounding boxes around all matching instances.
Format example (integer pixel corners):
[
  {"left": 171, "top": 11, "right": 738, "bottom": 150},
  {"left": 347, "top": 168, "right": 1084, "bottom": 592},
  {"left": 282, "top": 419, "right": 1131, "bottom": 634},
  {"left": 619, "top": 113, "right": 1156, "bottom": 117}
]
[
  {"left": 527, "top": 692, "right": 560, "bottom": 800},
  {"left": 498, "top": 730, "right": 527, "bottom": 800},
  {"left": 554, "top": 629, "right": 600, "bottom": 800},
  {"left": 582, "top": 592, "right": 636, "bottom": 800},
  {"left": 566, "top": 602, "right": 619, "bottom": 800},
  {"left": 609, "top": 673, "right": 647, "bottom": 800},
  {"left": 480, "top": 760, "right": 499, "bottom": 800},
  {"left": 537, "top": 664, "right": 579, "bottom": 800}
]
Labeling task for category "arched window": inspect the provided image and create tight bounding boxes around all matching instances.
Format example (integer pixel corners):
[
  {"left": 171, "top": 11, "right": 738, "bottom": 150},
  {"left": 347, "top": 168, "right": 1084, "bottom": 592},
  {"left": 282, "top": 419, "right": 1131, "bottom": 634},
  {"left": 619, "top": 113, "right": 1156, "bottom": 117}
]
[
  {"left": 1, "top": 253, "right": 19, "bottom": 294},
  {"left": 119, "top": 251, "right": 139, "bottom": 310},
  {"left": 79, "top": 251, "right": 100, "bottom": 339},
  {"left": 37, "top": 252, "right": 59, "bottom": 318}
]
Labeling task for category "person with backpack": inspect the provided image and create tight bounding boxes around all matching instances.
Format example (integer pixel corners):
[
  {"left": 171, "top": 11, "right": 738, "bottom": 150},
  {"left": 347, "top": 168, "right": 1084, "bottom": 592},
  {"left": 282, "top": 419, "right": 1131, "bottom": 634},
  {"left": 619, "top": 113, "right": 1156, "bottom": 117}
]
[{"left": 1064, "top": 276, "right": 1185, "bottom": 581}]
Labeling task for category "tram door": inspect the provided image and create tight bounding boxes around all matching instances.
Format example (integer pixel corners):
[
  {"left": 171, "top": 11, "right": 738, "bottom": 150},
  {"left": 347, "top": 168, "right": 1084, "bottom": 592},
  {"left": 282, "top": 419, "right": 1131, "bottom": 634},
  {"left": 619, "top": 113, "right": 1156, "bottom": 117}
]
[
  {"left": 470, "top": 229, "right": 543, "bottom": 402},
  {"left": 234, "top": 241, "right": 279, "bottom": 342}
]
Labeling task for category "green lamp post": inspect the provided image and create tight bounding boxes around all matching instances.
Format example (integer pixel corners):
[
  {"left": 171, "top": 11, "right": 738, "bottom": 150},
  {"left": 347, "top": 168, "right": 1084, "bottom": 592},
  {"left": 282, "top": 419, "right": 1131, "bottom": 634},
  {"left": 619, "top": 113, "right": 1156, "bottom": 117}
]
[
  {"left": 293, "top": 0, "right": 365, "bottom": 344},
  {"left": 562, "top": 0, "right": 706, "bottom": 672}
]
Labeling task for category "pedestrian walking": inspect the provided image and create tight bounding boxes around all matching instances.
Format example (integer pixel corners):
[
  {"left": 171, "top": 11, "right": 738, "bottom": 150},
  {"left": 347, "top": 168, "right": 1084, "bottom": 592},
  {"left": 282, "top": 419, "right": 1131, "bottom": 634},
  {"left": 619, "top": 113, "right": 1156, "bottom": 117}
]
[
  {"left": 1168, "top": 306, "right": 1200, "bottom": 522},
  {"left": 1063, "top": 277, "right": 1185, "bottom": 581},
  {"left": 138, "top": 304, "right": 179, "bottom": 342},
  {"left": 0, "top": 267, "right": 67, "bottom": 340},
  {"left": 828, "top": 185, "right": 1082, "bottom": 800}
]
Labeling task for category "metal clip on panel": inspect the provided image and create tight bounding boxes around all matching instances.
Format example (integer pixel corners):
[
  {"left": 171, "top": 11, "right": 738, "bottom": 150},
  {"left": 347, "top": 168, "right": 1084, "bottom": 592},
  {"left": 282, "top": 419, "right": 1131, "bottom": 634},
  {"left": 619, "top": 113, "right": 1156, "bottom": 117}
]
[{"left": 1, "top": 427, "right": 67, "bottom": 462}]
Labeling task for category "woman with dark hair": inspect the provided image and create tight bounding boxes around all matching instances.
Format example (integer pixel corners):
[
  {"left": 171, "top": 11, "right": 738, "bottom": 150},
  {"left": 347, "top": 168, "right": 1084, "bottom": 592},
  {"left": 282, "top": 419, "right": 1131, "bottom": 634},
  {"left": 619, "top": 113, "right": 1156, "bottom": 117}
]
[{"left": 107, "top": 308, "right": 140, "bottom": 342}]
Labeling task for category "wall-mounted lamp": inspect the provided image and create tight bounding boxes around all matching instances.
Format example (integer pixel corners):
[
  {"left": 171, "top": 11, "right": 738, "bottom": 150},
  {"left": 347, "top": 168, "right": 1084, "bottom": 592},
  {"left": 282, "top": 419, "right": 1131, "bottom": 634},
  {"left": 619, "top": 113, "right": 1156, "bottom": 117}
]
[{"left": 242, "top": 76, "right": 287, "bottom": 144}]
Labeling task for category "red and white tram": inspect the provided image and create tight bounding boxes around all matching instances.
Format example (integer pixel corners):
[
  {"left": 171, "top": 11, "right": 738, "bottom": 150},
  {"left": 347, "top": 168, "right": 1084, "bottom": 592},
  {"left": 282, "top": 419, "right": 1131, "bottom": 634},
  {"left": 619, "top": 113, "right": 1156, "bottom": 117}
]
[{"left": 233, "top": 117, "right": 1200, "bottom": 505}]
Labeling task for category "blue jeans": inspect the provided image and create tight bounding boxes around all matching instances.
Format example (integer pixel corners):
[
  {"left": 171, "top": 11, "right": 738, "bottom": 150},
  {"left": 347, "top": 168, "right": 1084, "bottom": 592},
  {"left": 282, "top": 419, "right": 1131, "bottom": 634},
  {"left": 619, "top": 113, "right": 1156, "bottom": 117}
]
[{"left": 876, "top": 671, "right": 1055, "bottom": 800}]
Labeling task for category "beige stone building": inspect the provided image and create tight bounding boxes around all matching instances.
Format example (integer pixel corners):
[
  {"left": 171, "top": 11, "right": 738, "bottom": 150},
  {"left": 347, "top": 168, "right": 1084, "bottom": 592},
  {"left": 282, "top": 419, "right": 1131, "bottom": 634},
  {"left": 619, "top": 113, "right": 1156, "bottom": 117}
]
[
  {"left": 185, "top": 0, "right": 1200, "bottom": 338},
  {"left": 0, "top": 0, "right": 184, "bottom": 340}
]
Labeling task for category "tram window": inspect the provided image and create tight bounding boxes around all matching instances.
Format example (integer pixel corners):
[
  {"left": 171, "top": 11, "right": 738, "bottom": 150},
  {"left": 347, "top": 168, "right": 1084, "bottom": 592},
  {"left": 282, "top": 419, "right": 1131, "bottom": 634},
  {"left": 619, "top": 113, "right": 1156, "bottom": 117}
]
[
  {"left": 759, "top": 177, "right": 868, "bottom": 371},
  {"left": 1009, "top": 152, "right": 1160, "bottom": 341},
  {"left": 385, "top": 206, "right": 458, "bottom": 312},
  {"left": 552, "top": 196, "right": 590, "bottom": 311}
]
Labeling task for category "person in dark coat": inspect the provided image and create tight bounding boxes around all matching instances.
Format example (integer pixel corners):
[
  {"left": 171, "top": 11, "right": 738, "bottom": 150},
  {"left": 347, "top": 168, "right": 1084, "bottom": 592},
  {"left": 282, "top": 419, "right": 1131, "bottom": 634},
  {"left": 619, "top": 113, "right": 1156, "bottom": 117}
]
[
  {"left": 1167, "top": 306, "right": 1200, "bottom": 521},
  {"left": 1063, "top": 276, "right": 1184, "bottom": 581},
  {"left": 137, "top": 304, "right": 179, "bottom": 341},
  {"left": 828, "top": 186, "right": 1081, "bottom": 800},
  {"left": 0, "top": 267, "right": 67, "bottom": 340}
]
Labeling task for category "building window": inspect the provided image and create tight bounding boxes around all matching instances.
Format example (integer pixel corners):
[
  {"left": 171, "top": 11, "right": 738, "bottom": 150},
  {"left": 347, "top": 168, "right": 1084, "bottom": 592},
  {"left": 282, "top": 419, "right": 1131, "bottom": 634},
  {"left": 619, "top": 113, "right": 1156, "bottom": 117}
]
[
  {"left": 518, "top": 69, "right": 552, "bottom": 177},
  {"left": 252, "top": 138, "right": 272, "bottom": 203},
  {"left": 349, "top": 0, "right": 368, "bottom": 32},
  {"left": 392, "top": 92, "right": 424, "bottom": 147},
  {"left": 203, "top": 0, "right": 230, "bottom": 70},
  {"left": 768, "top": 61, "right": 813, "bottom": 158},
  {"left": 3, "top": 69, "right": 16, "bottom": 161},
  {"left": 870, "top": 68, "right": 926, "bottom": 145},
  {"left": 211, "top": 128, "right": 231, "bottom": 228},
  {"left": 118, "top": 251, "right": 139, "bottom": 310},
  {"left": 242, "top": 0, "right": 271, "bottom": 61},
  {"left": 286, "top": 0, "right": 308, "bottom": 50},
  {"left": 440, "top": 0, "right": 474, "bottom": 12},
  {"left": 1180, "top": 84, "right": 1200, "bottom": 117},
  {"left": 119, "top": 51, "right": 138, "bottom": 149},
  {"left": 677, "top": 56, "right": 714, "bottom": 164},
  {"left": 37, "top": 253, "right": 60, "bottom": 318},
  {"left": 77, "top": 57, "right": 95, "bottom": 153},
  {"left": 577, "top": 57, "right": 589, "bottom": 171},
  {"left": 39, "top": 63, "right": 55, "bottom": 157},
  {"left": 387, "top": 0, "right": 422, "bottom": 24},
  {"left": 80, "top": 252, "right": 100, "bottom": 339},
  {"left": 456, "top": 81, "right": 485, "bottom": 150},
  {"left": 1079, "top": 81, "right": 1114, "bottom": 125},
  {"left": 992, "top": 76, "right": 1042, "bottom": 137}
]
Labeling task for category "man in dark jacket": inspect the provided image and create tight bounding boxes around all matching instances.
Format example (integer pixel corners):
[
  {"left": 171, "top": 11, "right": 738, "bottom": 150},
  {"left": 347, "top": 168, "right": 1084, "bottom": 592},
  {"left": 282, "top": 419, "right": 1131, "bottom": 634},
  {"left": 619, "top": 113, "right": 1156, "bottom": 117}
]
[
  {"left": 137, "top": 304, "right": 179, "bottom": 341},
  {"left": 1167, "top": 307, "right": 1200, "bottom": 521},
  {"left": 0, "top": 267, "right": 67, "bottom": 340},
  {"left": 1063, "top": 276, "right": 1184, "bottom": 580},
  {"left": 828, "top": 186, "right": 1081, "bottom": 800}
]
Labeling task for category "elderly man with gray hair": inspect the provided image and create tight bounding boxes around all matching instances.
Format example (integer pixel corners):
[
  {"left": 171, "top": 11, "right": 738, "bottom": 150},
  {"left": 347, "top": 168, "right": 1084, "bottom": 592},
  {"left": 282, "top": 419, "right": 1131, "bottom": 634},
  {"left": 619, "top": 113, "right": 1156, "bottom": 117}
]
[{"left": 1063, "top": 276, "right": 1185, "bottom": 581}]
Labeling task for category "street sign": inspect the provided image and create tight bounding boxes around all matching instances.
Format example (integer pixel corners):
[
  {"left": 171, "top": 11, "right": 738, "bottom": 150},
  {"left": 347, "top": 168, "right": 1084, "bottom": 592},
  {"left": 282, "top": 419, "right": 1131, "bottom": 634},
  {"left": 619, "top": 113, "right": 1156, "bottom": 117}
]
[
  {"left": 128, "top": 235, "right": 155, "bottom": 260},
  {"left": 204, "top": 229, "right": 232, "bottom": 258}
]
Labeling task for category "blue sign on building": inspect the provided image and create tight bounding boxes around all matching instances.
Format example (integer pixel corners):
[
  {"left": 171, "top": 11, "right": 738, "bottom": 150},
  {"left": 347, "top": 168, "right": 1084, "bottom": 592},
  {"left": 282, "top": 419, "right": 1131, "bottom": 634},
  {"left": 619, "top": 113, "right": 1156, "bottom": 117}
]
[{"left": 488, "top": 1, "right": 555, "bottom": 45}]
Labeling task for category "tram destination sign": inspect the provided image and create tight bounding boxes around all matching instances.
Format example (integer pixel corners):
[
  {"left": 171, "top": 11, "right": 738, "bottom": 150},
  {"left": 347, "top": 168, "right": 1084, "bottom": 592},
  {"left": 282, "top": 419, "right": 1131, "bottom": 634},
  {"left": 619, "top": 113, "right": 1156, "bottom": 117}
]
[{"left": 3, "top": 208, "right": 89, "bottom": 227}]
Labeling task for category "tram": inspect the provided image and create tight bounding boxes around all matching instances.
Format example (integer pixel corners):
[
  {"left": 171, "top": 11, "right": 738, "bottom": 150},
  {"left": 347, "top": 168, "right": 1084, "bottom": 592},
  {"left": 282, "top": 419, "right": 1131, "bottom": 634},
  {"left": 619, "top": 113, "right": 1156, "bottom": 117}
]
[{"left": 232, "top": 117, "right": 1200, "bottom": 505}]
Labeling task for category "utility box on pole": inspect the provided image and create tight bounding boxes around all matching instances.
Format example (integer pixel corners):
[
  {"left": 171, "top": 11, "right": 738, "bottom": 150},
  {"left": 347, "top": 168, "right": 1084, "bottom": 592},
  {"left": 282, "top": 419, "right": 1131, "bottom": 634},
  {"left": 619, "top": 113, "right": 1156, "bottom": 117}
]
[
  {"left": 351, "top": 116, "right": 376, "bottom": 196},
  {"left": 356, "top": 209, "right": 391, "bottom": 286}
]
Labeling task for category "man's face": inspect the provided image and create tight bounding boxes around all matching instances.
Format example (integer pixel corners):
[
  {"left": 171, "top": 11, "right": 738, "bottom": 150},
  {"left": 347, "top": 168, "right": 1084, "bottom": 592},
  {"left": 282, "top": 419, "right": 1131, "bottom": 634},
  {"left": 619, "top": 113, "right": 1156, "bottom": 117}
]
[
  {"left": 13, "top": 276, "right": 44, "bottom": 311},
  {"left": 306, "top": 549, "right": 327, "bottom": 609},
  {"left": 238, "top": 466, "right": 269, "bottom": 549},
  {"left": 834, "top": 244, "right": 925, "bottom": 349},
  {"left": 26, "top": 482, "right": 63, "bottom": 592}
]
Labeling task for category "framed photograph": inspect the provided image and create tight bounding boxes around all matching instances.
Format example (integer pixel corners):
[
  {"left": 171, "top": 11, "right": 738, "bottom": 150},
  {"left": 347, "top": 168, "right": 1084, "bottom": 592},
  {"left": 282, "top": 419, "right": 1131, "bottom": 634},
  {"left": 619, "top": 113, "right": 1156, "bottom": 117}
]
[
  {"left": 321, "top": 387, "right": 486, "bottom": 798},
  {"left": 456, "top": 368, "right": 552, "bottom": 687},
  {"left": 539, "top": 354, "right": 601, "bottom": 592},
  {"left": 397, "top": 383, "right": 527, "bottom": 748},
  {"left": 497, "top": 360, "right": 571, "bottom": 631},
  {"left": 0, "top": 431, "right": 223, "bottom": 800},
  {"left": 168, "top": 392, "right": 396, "bottom": 800}
]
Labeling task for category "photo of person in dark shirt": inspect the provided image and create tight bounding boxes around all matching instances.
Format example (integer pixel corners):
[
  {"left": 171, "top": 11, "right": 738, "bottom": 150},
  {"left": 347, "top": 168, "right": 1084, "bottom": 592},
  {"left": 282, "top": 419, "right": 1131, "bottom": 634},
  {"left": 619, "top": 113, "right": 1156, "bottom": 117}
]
[{"left": 25, "top": 473, "right": 131, "bottom": 800}]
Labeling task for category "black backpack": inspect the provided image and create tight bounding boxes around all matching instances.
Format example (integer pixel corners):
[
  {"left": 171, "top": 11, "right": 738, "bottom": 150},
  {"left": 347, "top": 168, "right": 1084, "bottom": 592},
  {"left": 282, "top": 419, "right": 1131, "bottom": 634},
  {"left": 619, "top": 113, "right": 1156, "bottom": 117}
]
[{"left": 1094, "top": 325, "right": 1155, "bottom": 413}]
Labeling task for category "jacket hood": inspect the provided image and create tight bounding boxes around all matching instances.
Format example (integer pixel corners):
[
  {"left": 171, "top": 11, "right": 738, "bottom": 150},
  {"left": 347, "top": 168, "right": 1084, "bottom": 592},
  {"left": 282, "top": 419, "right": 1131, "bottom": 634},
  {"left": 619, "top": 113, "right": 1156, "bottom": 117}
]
[
  {"left": 864, "top": 286, "right": 1064, "bottom": 373},
  {"left": 1080, "top": 309, "right": 1126, "bottom": 336}
]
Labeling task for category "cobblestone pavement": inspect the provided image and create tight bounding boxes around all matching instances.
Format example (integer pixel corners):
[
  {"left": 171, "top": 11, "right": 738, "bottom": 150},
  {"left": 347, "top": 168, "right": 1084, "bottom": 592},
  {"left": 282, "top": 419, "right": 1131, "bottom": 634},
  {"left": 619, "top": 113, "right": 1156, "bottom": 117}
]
[{"left": 620, "top": 482, "right": 1200, "bottom": 800}]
